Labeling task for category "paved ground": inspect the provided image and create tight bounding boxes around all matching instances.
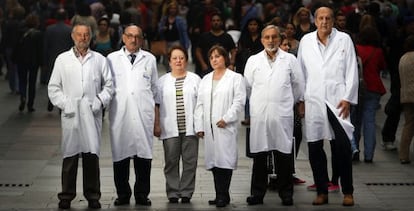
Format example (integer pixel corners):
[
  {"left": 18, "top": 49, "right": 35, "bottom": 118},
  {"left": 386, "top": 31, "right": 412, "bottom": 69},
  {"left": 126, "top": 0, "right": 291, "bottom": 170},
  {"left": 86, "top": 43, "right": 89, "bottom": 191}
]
[{"left": 1, "top": 64, "right": 414, "bottom": 211}]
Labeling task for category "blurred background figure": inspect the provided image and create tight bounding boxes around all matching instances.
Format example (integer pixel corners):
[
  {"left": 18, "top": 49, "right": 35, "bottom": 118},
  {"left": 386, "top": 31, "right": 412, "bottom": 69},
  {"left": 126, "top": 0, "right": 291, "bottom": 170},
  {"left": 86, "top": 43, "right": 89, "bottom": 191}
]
[
  {"left": 43, "top": 8, "right": 73, "bottom": 112},
  {"left": 292, "top": 7, "right": 315, "bottom": 40},
  {"left": 157, "top": 1, "right": 190, "bottom": 69},
  {"left": 398, "top": 35, "right": 414, "bottom": 165},
  {"left": 354, "top": 25, "right": 387, "bottom": 163},
  {"left": 15, "top": 14, "right": 43, "bottom": 113},
  {"left": 93, "top": 17, "right": 117, "bottom": 56},
  {"left": 2, "top": 3, "right": 25, "bottom": 95}
]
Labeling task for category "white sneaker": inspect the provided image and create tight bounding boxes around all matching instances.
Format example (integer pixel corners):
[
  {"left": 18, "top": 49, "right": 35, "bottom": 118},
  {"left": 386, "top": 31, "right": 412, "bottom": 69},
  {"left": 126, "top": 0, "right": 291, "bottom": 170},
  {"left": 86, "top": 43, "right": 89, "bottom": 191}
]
[{"left": 383, "top": 142, "right": 397, "bottom": 151}]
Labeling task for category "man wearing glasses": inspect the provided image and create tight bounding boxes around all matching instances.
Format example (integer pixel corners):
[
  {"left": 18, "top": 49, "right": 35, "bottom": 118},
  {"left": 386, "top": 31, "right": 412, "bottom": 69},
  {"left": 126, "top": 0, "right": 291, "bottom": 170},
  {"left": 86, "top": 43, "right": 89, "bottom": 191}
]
[{"left": 107, "top": 25, "right": 159, "bottom": 206}]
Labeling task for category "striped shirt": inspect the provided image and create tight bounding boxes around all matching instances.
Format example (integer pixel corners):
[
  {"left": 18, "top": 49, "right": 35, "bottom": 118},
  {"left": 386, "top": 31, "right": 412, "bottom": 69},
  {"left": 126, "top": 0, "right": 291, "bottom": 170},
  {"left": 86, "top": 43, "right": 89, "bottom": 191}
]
[{"left": 176, "top": 76, "right": 186, "bottom": 133}]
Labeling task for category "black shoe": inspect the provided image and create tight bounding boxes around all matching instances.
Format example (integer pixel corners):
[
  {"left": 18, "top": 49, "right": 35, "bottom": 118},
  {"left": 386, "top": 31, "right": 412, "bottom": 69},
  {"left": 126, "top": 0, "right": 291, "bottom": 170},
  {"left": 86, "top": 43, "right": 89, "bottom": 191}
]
[
  {"left": 181, "top": 197, "right": 191, "bottom": 203},
  {"left": 208, "top": 199, "right": 217, "bottom": 205},
  {"left": 216, "top": 199, "right": 227, "bottom": 207},
  {"left": 169, "top": 197, "right": 179, "bottom": 203},
  {"left": 246, "top": 195, "right": 263, "bottom": 205},
  {"left": 58, "top": 200, "right": 70, "bottom": 209},
  {"left": 28, "top": 107, "right": 35, "bottom": 113},
  {"left": 88, "top": 200, "right": 101, "bottom": 209},
  {"left": 282, "top": 197, "right": 293, "bottom": 206},
  {"left": 364, "top": 159, "right": 373, "bottom": 163},
  {"left": 114, "top": 198, "right": 130, "bottom": 206},
  {"left": 136, "top": 197, "right": 151, "bottom": 206},
  {"left": 401, "top": 159, "right": 411, "bottom": 164},
  {"left": 47, "top": 102, "right": 54, "bottom": 112},
  {"left": 18, "top": 101, "right": 25, "bottom": 112},
  {"left": 352, "top": 151, "right": 360, "bottom": 162}
]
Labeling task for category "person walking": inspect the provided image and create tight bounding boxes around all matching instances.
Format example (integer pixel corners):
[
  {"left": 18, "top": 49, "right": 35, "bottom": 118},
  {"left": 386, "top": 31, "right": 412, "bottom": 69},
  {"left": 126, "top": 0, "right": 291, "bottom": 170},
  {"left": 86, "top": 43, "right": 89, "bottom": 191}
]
[
  {"left": 355, "top": 25, "right": 387, "bottom": 163},
  {"left": 156, "top": 45, "right": 201, "bottom": 203},
  {"left": 398, "top": 35, "right": 414, "bottom": 165},
  {"left": 43, "top": 8, "right": 73, "bottom": 112},
  {"left": 296, "top": 6, "right": 359, "bottom": 207},
  {"left": 244, "top": 25, "right": 305, "bottom": 206},
  {"left": 48, "top": 22, "right": 113, "bottom": 210},
  {"left": 194, "top": 45, "right": 246, "bottom": 208},
  {"left": 107, "top": 24, "right": 159, "bottom": 207},
  {"left": 15, "top": 14, "right": 43, "bottom": 112}
]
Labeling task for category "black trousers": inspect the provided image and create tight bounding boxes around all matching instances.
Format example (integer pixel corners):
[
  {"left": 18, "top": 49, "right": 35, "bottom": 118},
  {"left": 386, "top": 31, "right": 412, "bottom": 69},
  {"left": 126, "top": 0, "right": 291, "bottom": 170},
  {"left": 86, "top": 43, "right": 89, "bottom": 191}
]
[
  {"left": 57, "top": 153, "right": 101, "bottom": 202},
  {"left": 211, "top": 167, "right": 233, "bottom": 202},
  {"left": 382, "top": 94, "right": 402, "bottom": 143},
  {"left": 308, "top": 106, "right": 353, "bottom": 195},
  {"left": 251, "top": 151, "right": 293, "bottom": 199},
  {"left": 113, "top": 156, "right": 152, "bottom": 200},
  {"left": 17, "top": 63, "right": 38, "bottom": 109}
]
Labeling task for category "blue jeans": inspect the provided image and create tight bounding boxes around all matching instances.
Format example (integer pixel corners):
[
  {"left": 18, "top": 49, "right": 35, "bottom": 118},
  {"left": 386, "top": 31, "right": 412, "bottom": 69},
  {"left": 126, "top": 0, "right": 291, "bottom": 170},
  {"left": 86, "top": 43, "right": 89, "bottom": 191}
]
[
  {"left": 350, "top": 104, "right": 361, "bottom": 152},
  {"left": 361, "top": 91, "right": 381, "bottom": 160}
]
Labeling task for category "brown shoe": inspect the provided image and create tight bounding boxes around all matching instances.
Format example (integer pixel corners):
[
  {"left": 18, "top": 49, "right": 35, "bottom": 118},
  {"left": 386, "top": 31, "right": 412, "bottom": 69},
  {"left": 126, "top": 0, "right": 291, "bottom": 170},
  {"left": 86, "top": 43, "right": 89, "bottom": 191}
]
[
  {"left": 312, "top": 194, "right": 328, "bottom": 205},
  {"left": 343, "top": 194, "right": 354, "bottom": 206}
]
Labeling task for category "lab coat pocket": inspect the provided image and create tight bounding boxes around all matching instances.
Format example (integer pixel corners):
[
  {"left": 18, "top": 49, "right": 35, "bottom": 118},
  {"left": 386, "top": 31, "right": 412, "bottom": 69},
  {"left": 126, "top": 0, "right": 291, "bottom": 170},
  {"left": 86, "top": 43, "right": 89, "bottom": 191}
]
[
  {"left": 335, "top": 50, "right": 346, "bottom": 75},
  {"left": 61, "top": 113, "right": 75, "bottom": 129}
]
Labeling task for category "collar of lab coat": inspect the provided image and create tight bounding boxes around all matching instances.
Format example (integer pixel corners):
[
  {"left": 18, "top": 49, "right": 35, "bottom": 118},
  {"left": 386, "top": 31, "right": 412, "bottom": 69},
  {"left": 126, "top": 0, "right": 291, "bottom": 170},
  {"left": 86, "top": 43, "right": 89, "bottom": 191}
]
[{"left": 316, "top": 28, "right": 337, "bottom": 47}]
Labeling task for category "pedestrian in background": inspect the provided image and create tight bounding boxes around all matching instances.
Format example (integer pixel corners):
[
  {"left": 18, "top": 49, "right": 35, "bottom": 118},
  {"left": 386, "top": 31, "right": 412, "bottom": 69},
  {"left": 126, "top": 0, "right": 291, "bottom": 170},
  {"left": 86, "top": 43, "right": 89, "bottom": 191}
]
[
  {"left": 43, "top": 8, "right": 73, "bottom": 112},
  {"left": 355, "top": 25, "right": 387, "bottom": 163},
  {"left": 15, "top": 14, "right": 43, "bottom": 113},
  {"left": 398, "top": 35, "right": 414, "bottom": 165},
  {"left": 48, "top": 22, "right": 113, "bottom": 210},
  {"left": 195, "top": 13, "right": 236, "bottom": 78}
]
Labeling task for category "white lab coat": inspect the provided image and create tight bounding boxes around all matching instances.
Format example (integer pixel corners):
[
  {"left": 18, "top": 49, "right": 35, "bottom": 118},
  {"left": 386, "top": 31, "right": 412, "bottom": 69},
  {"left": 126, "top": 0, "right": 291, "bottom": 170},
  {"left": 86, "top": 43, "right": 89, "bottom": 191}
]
[
  {"left": 156, "top": 72, "right": 201, "bottom": 140},
  {"left": 48, "top": 49, "right": 113, "bottom": 158},
  {"left": 297, "top": 28, "right": 359, "bottom": 142},
  {"left": 194, "top": 69, "right": 246, "bottom": 170},
  {"left": 107, "top": 48, "right": 158, "bottom": 161},
  {"left": 244, "top": 49, "right": 305, "bottom": 154}
]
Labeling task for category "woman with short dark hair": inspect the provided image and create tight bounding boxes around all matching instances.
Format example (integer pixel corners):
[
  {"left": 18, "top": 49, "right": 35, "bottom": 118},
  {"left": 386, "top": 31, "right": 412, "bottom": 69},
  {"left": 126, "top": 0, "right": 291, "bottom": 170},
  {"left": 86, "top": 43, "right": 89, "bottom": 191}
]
[{"left": 194, "top": 45, "right": 246, "bottom": 207}]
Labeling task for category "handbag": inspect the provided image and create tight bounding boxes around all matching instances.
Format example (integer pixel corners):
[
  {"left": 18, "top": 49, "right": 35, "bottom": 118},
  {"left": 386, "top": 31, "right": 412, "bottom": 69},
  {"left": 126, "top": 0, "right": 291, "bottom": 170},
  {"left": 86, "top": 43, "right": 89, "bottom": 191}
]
[{"left": 150, "top": 40, "right": 167, "bottom": 56}]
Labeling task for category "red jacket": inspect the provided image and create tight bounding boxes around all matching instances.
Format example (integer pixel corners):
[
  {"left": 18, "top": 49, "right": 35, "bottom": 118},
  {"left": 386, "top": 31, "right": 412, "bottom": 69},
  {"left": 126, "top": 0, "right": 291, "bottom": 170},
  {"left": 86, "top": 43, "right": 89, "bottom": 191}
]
[{"left": 356, "top": 45, "right": 387, "bottom": 95}]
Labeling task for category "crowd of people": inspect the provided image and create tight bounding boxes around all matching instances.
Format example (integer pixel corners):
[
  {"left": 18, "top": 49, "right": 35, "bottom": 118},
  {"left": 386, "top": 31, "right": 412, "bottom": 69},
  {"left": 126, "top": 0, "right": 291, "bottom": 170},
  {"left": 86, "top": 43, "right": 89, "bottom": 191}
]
[{"left": 1, "top": 0, "right": 414, "bottom": 209}]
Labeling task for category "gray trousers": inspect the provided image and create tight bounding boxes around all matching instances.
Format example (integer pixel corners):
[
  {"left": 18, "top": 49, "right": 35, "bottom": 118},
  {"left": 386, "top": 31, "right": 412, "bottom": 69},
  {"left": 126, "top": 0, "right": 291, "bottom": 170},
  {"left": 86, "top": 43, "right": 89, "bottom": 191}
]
[{"left": 163, "top": 134, "right": 199, "bottom": 198}]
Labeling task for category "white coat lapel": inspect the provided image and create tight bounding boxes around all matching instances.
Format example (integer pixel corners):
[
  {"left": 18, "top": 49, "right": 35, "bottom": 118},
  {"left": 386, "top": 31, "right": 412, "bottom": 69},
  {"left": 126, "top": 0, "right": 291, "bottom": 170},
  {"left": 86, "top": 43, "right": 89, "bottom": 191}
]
[
  {"left": 259, "top": 52, "right": 273, "bottom": 77},
  {"left": 311, "top": 32, "right": 324, "bottom": 65},
  {"left": 212, "top": 69, "right": 230, "bottom": 97},
  {"left": 118, "top": 51, "right": 131, "bottom": 69}
]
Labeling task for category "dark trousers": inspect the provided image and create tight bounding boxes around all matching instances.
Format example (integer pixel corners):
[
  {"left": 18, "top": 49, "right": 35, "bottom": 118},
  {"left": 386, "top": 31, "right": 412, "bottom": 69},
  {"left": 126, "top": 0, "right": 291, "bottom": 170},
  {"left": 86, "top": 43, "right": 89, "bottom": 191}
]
[
  {"left": 251, "top": 151, "right": 293, "bottom": 199},
  {"left": 293, "top": 105, "right": 303, "bottom": 174},
  {"left": 308, "top": 106, "right": 353, "bottom": 195},
  {"left": 211, "top": 167, "right": 232, "bottom": 202},
  {"left": 113, "top": 156, "right": 152, "bottom": 200},
  {"left": 17, "top": 63, "right": 38, "bottom": 108},
  {"left": 382, "top": 94, "right": 402, "bottom": 143},
  {"left": 57, "top": 153, "right": 101, "bottom": 202}
]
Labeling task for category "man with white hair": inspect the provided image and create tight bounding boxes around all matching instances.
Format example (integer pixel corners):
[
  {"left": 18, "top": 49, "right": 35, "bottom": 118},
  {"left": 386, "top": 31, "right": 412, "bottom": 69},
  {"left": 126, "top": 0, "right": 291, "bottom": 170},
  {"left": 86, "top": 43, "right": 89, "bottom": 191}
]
[{"left": 48, "top": 22, "right": 113, "bottom": 209}]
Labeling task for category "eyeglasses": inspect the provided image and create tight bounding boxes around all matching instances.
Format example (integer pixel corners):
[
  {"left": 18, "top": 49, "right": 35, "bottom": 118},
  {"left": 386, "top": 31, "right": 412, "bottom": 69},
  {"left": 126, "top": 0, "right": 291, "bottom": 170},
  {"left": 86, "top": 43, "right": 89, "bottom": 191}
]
[{"left": 124, "top": 33, "right": 142, "bottom": 40}]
